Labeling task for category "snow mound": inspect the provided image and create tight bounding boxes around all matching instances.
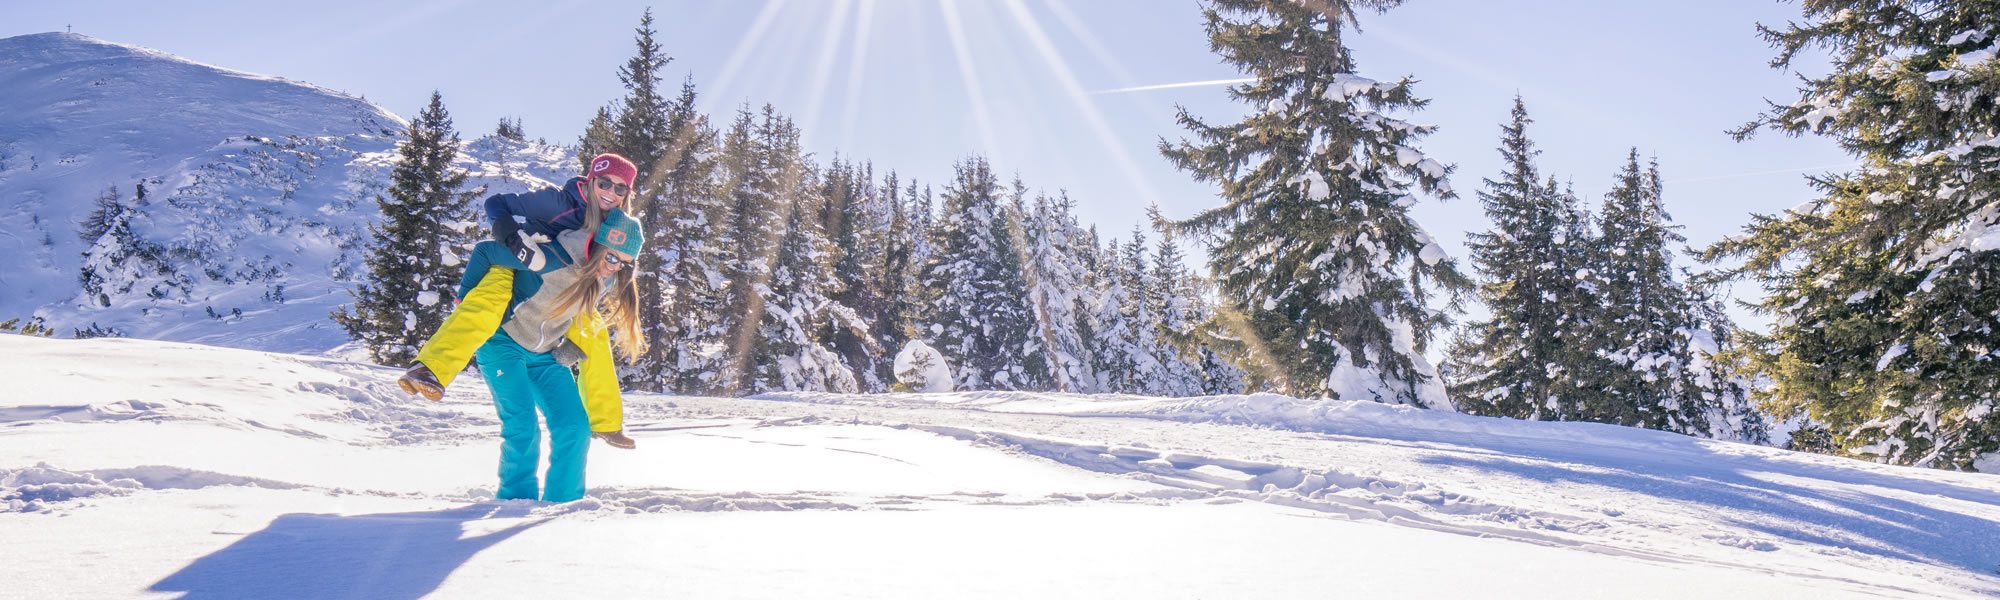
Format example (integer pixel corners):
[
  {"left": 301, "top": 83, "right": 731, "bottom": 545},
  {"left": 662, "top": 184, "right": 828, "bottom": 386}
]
[
  {"left": 3, "top": 463, "right": 301, "bottom": 513},
  {"left": 893, "top": 339, "right": 954, "bottom": 392}
]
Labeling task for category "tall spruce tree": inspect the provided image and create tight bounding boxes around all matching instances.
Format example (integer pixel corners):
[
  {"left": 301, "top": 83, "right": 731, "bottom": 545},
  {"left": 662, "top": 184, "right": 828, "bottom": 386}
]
[
  {"left": 919, "top": 157, "right": 1044, "bottom": 390},
  {"left": 1119, "top": 227, "right": 1170, "bottom": 393},
  {"left": 334, "top": 91, "right": 477, "bottom": 366},
  {"left": 1449, "top": 98, "right": 1575, "bottom": 420},
  {"left": 603, "top": 9, "right": 681, "bottom": 388},
  {"left": 1569, "top": 154, "right": 1764, "bottom": 440},
  {"left": 1703, "top": 1, "right": 2000, "bottom": 468},
  {"left": 717, "top": 105, "right": 790, "bottom": 394},
  {"left": 877, "top": 171, "right": 921, "bottom": 383},
  {"left": 821, "top": 158, "right": 891, "bottom": 390},
  {"left": 1089, "top": 235, "right": 1142, "bottom": 393},
  {"left": 614, "top": 8, "right": 672, "bottom": 217},
  {"left": 1023, "top": 191, "right": 1097, "bottom": 392},
  {"left": 1159, "top": 0, "right": 1470, "bottom": 405},
  {"left": 641, "top": 78, "right": 729, "bottom": 393},
  {"left": 1585, "top": 153, "right": 1686, "bottom": 427},
  {"left": 754, "top": 157, "right": 858, "bottom": 393},
  {"left": 1150, "top": 226, "right": 1208, "bottom": 396},
  {"left": 1004, "top": 177, "right": 1056, "bottom": 389}
]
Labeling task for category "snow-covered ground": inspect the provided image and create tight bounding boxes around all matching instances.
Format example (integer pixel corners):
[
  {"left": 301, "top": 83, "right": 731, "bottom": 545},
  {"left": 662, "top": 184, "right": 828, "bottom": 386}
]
[{"left": 4, "top": 335, "right": 1998, "bottom": 599}]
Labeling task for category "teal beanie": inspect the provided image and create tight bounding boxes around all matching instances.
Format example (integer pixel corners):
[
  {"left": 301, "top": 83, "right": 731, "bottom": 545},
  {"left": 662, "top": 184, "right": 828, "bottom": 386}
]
[{"left": 596, "top": 208, "right": 644, "bottom": 258}]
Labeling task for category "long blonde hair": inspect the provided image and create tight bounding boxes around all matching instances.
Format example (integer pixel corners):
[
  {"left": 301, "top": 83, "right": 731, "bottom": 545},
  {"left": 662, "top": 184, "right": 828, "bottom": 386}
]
[{"left": 550, "top": 186, "right": 646, "bottom": 359}]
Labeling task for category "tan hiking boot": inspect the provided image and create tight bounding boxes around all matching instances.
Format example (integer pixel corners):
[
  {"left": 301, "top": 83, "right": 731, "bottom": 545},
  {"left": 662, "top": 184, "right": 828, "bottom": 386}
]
[
  {"left": 397, "top": 363, "right": 444, "bottom": 401},
  {"left": 593, "top": 430, "right": 637, "bottom": 449}
]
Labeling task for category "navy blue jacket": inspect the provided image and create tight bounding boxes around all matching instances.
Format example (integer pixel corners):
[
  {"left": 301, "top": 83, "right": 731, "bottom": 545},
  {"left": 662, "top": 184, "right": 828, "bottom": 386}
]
[{"left": 485, "top": 176, "right": 593, "bottom": 241}]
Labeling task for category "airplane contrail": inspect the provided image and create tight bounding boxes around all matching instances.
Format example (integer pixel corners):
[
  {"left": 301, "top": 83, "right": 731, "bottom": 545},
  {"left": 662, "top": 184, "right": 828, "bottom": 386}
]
[{"left": 1091, "top": 77, "right": 1256, "bottom": 95}]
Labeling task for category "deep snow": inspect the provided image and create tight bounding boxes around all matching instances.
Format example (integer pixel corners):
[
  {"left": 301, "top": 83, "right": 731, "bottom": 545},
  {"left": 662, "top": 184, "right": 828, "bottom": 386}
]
[{"left": 3, "top": 334, "right": 1998, "bottom": 599}]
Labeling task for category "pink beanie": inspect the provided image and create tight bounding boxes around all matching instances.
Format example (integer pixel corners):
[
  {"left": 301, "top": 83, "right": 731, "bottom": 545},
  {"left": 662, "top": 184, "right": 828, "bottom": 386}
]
[{"left": 587, "top": 153, "right": 638, "bottom": 184}]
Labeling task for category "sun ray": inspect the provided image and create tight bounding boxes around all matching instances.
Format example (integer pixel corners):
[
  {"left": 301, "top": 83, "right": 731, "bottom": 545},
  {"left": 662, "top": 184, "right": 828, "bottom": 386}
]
[
  {"left": 938, "top": 0, "right": 1003, "bottom": 162},
  {"left": 798, "top": 0, "right": 857, "bottom": 145},
  {"left": 835, "top": 0, "right": 878, "bottom": 148},
  {"left": 1038, "top": 0, "right": 1140, "bottom": 88},
  {"left": 699, "top": 0, "right": 790, "bottom": 115},
  {"left": 999, "top": 0, "right": 1166, "bottom": 210}
]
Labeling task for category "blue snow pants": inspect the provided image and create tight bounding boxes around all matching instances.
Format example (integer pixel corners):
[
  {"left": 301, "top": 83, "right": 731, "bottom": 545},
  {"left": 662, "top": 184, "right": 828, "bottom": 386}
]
[{"left": 474, "top": 330, "right": 591, "bottom": 502}]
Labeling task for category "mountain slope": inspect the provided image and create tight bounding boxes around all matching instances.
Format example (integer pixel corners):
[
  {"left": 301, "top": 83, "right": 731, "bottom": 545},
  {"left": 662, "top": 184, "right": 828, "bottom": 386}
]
[{"left": 0, "top": 33, "right": 572, "bottom": 352}]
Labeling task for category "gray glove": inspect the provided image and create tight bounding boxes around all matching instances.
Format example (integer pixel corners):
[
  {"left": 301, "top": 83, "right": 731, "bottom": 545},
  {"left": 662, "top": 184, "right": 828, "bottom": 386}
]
[{"left": 551, "top": 337, "right": 585, "bottom": 368}]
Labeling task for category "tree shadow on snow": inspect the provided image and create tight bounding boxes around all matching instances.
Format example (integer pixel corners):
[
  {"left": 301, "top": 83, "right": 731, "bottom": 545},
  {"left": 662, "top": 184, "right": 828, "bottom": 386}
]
[
  {"left": 150, "top": 503, "right": 545, "bottom": 599},
  {"left": 1416, "top": 453, "right": 2000, "bottom": 575}
]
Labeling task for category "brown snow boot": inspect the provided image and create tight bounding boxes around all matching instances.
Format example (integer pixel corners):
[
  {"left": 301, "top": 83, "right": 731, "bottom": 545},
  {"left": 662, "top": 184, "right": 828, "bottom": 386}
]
[
  {"left": 397, "top": 363, "right": 444, "bottom": 401},
  {"left": 593, "top": 430, "right": 637, "bottom": 449}
]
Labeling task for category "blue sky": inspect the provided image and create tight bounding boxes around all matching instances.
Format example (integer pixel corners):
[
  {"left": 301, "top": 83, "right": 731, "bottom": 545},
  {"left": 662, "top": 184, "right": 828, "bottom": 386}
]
[{"left": 5, "top": 0, "right": 1847, "bottom": 325}]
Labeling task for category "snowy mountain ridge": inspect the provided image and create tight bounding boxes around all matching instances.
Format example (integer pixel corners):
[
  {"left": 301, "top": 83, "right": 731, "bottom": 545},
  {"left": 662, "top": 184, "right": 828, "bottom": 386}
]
[
  {"left": 3, "top": 333, "right": 1998, "bottom": 598},
  {"left": 0, "top": 32, "right": 574, "bottom": 352}
]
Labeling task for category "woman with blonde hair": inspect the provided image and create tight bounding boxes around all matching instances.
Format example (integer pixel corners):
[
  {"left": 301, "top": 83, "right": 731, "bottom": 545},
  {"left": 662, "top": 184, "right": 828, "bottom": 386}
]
[
  {"left": 397, "top": 204, "right": 647, "bottom": 502},
  {"left": 399, "top": 152, "right": 642, "bottom": 451}
]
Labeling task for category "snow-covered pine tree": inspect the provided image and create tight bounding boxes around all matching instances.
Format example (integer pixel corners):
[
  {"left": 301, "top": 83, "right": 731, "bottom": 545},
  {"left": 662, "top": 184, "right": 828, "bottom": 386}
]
[
  {"left": 1118, "top": 226, "right": 1171, "bottom": 394},
  {"left": 1077, "top": 224, "right": 1105, "bottom": 288},
  {"left": 1674, "top": 271, "right": 1771, "bottom": 444},
  {"left": 604, "top": 9, "right": 680, "bottom": 388},
  {"left": 613, "top": 8, "right": 672, "bottom": 218},
  {"left": 1089, "top": 235, "right": 1141, "bottom": 393},
  {"left": 1004, "top": 176, "right": 1055, "bottom": 389},
  {"left": 1581, "top": 153, "right": 1683, "bottom": 428},
  {"left": 1023, "top": 191, "right": 1096, "bottom": 392},
  {"left": 716, "top": 105, "right": 789, "bottom": 394},
  {"left": 78, "top": 183, "right": 130, "bottom": 244},
  {"left": 576, "top": 106, "right": 618, "bottom": 174},
  {"left": 1185, "top": 273, "right": 1253, "bottom": 395},
  {"left": 1572, "top": 153, "right": 1761, "bottom": 440},
  {"left": 820, "top": 158, "right": 891, "bottom": 391},
  {"left": 333, "top": 91, "right": 478, "bottom": 366},
  {"left": 1071, "top": 223, "right": 1111, "bottom": 393},
  {"left": 1448, "top": 98, "right": 1576, "bottom": 420},
  {"left": 753, "top": 152, "right": 858, "bottom": 393},
  {"left": 494, "top": 117, "right": 525, "bottom": 142},
  {"left": 876, "top": 171, "right": 920, "bottom": 385},
  {"left": 1159, "top": 0, "right": 1470, "bottom": 406},
  {"left": 919, "top": 156, "right": 1044, "bottom": 390},
  {"left": 640, "top": 78, "right": 729, "bottom": 394},
  {"left": 1703, "top": 1, "right": 2000, "bottom": 468},
  {"left": 907, "top": 180, "right": 937, "bottom": 274},
  {"left": 75, "top": 183, "right": 160, "bottom": 309},
  {"left": 1539, "top": 177, "right": 1604, "bottom": 423},
  {"left": 903, "top": 180, "right": 942, "bottom": 354},
  {"left": 1150, "top": 225, "right": 1208, "bottom": 396}
]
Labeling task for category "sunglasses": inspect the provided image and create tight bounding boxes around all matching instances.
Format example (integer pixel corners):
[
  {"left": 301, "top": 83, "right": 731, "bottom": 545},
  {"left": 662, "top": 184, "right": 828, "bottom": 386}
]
[
  {"left": 594, "top": 176, "right": 631, "bottom": 198},
  {"left": 602, "top": 252, "right": 632, "bottom": 270}
]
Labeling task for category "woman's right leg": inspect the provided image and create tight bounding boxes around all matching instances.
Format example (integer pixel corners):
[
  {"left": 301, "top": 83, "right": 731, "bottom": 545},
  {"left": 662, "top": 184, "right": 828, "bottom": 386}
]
[{"left": 475, "top": 336, "right": 543, "bottom": 501}]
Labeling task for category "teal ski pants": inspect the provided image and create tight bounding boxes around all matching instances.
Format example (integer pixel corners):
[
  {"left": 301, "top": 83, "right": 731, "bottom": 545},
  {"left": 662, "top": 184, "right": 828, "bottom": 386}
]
[{"left": 474, "top": 331, "right": 591, "bottom": 502}]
